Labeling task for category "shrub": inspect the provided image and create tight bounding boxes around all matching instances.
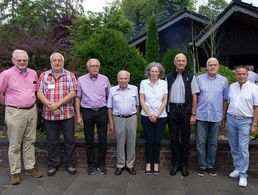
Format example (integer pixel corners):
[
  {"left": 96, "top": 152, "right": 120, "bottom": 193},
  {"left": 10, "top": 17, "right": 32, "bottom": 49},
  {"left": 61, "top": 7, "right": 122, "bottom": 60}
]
[
  {"left": 73, "top": 29, "right": 146, "bottom": 86},
  {"left": 196, "top": 65, "right": 236, "bottom": 84}
]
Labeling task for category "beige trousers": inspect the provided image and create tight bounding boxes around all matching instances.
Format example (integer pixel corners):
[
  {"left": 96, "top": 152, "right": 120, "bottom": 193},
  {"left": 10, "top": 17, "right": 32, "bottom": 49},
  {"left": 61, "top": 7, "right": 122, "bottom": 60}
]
[{"left": 5, "top": 105, "right": 37, "bottom": 174}]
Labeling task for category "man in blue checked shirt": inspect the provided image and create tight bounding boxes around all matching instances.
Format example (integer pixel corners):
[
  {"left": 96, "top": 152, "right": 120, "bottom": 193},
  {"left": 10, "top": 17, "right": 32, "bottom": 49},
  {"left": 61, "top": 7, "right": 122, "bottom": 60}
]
[{"left": 196, "top": 57, "right": 229, "bottom": 177}]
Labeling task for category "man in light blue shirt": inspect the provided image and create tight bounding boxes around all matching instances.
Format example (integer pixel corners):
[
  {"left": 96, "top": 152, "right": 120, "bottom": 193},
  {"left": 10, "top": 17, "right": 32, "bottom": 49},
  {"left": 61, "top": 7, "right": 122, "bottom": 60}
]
[
  {"left": 196, "top": 57, "right": 228, "bottom": 177},
  {"left": 107, "top": 70, "right": 139, "bottom": 175}
]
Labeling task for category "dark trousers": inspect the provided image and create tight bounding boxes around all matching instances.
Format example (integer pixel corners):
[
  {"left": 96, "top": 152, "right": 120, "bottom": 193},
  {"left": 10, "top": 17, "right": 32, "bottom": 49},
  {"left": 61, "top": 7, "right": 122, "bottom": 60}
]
[
  {"left": 168, "top": 106, "right": 191, "bottom": 167},
  {"left": 141, "top": 115, "right": 167, "bottom": 164},
  {"left": 81, "top": 107, "right": 108, "bottom": 167},
  {"left": 44, "top": 117, "right": 75, "bottom": 168}
]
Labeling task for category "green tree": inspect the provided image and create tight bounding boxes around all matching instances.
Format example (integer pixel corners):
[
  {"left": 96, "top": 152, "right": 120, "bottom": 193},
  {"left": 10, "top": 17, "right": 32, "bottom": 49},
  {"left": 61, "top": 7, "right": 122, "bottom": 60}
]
[
  {"left": 145, "top": 16, "right": 160, "bottom": 63},
  {"left": 71, "top": 1, "right": 134, "bottom": 46},
  {"left": 121, "top": 0, "right": 195, "bottom": 35},
  {"left": 198, "top": 0, "right": 228, "bottom": 19},
  {"left": 73, "top": 29, "right": 146, "bottom": 86}
]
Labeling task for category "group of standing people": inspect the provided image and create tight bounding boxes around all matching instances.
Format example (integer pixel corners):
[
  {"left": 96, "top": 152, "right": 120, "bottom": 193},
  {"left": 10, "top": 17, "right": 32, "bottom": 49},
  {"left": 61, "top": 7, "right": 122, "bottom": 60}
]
[{"left": 0, "top": 49, "right": 257, "bottom": 188}]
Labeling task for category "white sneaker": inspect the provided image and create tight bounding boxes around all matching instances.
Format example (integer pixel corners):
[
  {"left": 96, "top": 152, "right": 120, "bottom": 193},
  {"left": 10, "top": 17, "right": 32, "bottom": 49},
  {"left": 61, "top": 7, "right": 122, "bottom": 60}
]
[
  {"left": 239, "top": 177, "right": 247, "bottom": 187},
  {"left": 229, "top": 170, "right": 239, "bottom": 178}
]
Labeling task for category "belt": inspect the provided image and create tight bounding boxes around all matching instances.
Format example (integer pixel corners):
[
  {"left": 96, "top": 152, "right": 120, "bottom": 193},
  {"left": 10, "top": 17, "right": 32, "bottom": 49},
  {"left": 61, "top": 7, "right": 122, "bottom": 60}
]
[
  {"left": 7, "top": 104, "right": 35, "bottom": 110},
  {"left": 114, "top": 113, "right": 137, "bottom": 118},
  {"left": 229, "top": 114, "right": 249, "bottom": 120},
  {"left": 170, "top": 103, "right": 185, "bottom": 108},
  {"left": 84, "top": 107, "right": 106, "bottom": 112}
]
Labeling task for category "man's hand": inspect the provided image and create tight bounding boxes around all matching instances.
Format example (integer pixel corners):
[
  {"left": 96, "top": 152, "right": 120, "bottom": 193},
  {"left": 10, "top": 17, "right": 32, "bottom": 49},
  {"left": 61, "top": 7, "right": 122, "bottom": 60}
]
[
  {"left": 76, "top": 114, "right": 84, "bottom": 127},
  {"left": 148, "top": 114, "right": 157, "bottom": 123},
  {"left": 250, "top": 124, "right": 257, "bottom": 136},
  {"left": 48, "top": 102, "right": 61, "bottom": 111},
  {"left": 190, "top": 115, "right": 196, "bottom": 125},
  {"left": 53, "top": 109, "right": 62, "bottom": 116},
  {"left": 109, "top": 122, "right": 115, "bottom": 132}
]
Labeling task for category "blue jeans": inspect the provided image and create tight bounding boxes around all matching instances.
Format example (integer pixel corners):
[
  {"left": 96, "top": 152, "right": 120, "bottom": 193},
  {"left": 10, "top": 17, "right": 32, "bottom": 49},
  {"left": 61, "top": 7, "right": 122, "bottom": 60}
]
[
  {"left": 227, "top": 114, "right": 252, "bottom": 178},
  {"left": 196, "top": 120, "right": 221, "bottom": 169}
]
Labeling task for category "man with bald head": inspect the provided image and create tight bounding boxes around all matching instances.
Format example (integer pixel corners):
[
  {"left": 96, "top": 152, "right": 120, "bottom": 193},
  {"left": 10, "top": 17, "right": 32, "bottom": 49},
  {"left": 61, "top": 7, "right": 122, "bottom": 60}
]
[
  {"left": 166, "top": 53, "right": 199, "bottom": 176},
  {"left": 75, "top": 58, "right": 111, "bottom": 175},
  {"left": 0, "top": 49, "right": 43, "bottom": 185},
  {"left": 107, "top": 70, "right": 139, "bottom": 175},
  {"left": 196, "top": 58, "right": 228, "bottom": 177},
  {"left": 37, "top": 52, "right": 77, "bottom": 176}
]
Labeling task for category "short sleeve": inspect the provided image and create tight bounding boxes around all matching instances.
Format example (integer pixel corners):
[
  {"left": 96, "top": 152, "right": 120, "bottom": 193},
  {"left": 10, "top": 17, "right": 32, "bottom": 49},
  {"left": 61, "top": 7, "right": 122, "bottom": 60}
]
[
  {"left": 69, "top": 72, "right": 77, "bottom": 91},
  {"left": 76, "top": 78, "right": 82, "bottom": 97},
  {"left": 223, "top": 78, "right": 229, "bottom": 101},
  {"left": 0, "top": 70, "right": 9, "bottom": 93},
  {"left": 107, "top": 88, "right": 113, "bottom": 108},
  {"left": 139, "top": 80, "right": 145, "bottom": 94},
  {"left": 37, "top": 72, "right": 45, "bottom": 92},
  {"left": 191, "top": 75, "right": 200, "bottom": 94}
]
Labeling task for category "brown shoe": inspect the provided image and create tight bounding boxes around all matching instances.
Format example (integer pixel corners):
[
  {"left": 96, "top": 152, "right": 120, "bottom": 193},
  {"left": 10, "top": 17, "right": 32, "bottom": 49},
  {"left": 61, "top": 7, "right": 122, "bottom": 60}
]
[
  {"left": 25, "top": 168, "right": 43, "bottom": 178},
  {"left": 11, "top": 173, "right": 21, "bottom": 185}
]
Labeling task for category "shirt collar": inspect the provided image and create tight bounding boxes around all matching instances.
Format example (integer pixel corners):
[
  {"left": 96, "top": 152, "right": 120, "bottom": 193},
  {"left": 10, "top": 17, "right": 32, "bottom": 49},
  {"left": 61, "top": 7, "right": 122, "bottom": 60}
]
[
  {"left": 206, "top": 73, "right": 217, "bottom": 80},
  {"left": 115, "top": 84, "right": 131, "bottom": 91},
  {"left": 147, "top": 79, "right": 160, "bottom": 85},
  {"left": 13, "top": 65, "right": 29, "bottom": 76}
]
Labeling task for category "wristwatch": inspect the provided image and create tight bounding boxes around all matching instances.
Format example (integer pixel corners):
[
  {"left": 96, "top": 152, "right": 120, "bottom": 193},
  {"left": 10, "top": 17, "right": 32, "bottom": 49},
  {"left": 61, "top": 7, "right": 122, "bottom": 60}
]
[{"left": 192, "top": 112, "right": 196, "bottom": 116}]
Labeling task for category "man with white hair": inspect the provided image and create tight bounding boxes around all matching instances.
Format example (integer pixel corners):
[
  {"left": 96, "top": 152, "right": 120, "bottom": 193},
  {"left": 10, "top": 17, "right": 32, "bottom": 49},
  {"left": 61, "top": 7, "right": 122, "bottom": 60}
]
[
  {"left": 37, "top": 52, "right": 77, "bottom": 176},
  {"left": 107, "top": 70, "right": 139, "bottom": 175},
  {"left": 0, "top": 49, "right": 43, "bottom": 185},
  {"left": 196, "top": 57, "right": 228, "bottom": 177}
]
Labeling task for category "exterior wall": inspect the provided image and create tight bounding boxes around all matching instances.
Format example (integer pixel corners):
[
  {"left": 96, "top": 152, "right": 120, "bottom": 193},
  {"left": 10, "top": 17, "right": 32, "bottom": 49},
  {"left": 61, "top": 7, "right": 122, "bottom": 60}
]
[{"left": 1, "top": 139, "right": 258, "bottom": 171}]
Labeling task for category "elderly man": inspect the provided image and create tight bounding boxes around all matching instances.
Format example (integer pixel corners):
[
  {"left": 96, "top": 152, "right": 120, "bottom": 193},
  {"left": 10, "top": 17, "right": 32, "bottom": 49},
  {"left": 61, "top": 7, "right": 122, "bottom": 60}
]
[
  {"left": 166, "top": 53, "right": 199, "bottom": 176},
  {"left": 37, "top": 52, "right": 77, "bottom": 176},
  {"left": 246, "top": 65, "right": 257, "bottom": 83},
  {"left": 75, "top": 58, "right": 111, "bottom": 175},
  {"left": 107, "top": 70, "right": 139, "bottom": 175},
  {"left": 0, "top": 49, "right": 43, "bottom": 185},
  {"left": 227, "top": 66, "right": 258, "bottom": 187},
  {"left": 196, "top": 58, "right": 228, "bottom": 177}
]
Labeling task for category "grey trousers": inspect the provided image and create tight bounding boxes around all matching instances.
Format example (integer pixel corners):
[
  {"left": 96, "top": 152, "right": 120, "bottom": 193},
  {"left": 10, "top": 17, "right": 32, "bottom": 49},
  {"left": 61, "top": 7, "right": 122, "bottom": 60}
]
[{"left": 113, "top": 114, "right": 137, "bottom": 168}]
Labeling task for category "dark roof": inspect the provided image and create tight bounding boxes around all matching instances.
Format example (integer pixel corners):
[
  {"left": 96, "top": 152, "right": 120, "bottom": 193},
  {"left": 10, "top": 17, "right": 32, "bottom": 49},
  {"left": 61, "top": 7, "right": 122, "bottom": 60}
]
[
  {"left": 129, "top": 9, "right": 209, "bottom": 46},
  {"left": 194, "top": 0, "right": 258, "bottom": 47}
]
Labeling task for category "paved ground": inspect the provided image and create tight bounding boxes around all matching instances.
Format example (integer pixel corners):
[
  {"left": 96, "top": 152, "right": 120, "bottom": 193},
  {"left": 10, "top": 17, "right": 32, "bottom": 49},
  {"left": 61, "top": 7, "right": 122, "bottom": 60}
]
[{"left": 0, "top": 167, "right": 258, "bottom": 195}]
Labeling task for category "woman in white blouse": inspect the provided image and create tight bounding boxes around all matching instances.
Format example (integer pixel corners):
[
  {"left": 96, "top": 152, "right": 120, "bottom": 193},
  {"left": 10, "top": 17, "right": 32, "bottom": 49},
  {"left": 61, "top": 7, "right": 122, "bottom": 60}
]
[{"left": 140, "top": 62, "right": 168, "bottom": 175}]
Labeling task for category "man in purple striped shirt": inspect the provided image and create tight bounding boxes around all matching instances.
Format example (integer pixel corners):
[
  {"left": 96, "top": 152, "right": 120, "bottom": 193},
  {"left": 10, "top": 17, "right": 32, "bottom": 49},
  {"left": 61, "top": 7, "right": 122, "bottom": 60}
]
[
  {"left": 75, "top": 58, "right": 111, "bottom": 175},
  {"left": 196, "top": 57, "right": 228, "bottom": 177}
]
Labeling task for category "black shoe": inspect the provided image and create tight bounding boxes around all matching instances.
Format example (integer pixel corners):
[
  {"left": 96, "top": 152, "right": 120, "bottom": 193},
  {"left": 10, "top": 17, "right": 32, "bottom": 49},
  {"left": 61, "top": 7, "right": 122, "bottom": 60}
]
[
  {"left": 197, "top": 168, "right": 206, "bottom": 177},
  {"left": 114, "top": 167, "right": 122, "bottom": 175},
  {"left": 207, "top": 168, "right": 217, "bottom": 177},
  {"left": 145, "top": 169, "right": 151, "bottom": 175},
  {"left": 153, "top": 169, "right": 159, "bottom": 175},
  {"left": 97, "top": 166, "right": 107, "bottom": 175},
  {"left": 181, "top": 166, "right": 189, "bottom": 177},
  {"left": 47, "top": 167, "right": 57, "bottom": 176},
  {"left": 170, "top": 166, "right": 178, "bottom": 176},
  {"left": 126, "top": 167, "right": 136, "bottom": 175},
  {"left": 86, "top": 165, "right": 95, "bottom": 175},
  {"left": 66, "top": 165, "right": 76, "bottom": 175}
]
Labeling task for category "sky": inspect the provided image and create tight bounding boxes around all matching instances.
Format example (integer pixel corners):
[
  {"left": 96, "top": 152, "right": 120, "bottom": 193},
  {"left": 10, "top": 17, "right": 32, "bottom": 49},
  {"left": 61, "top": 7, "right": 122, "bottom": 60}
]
[{"left": 83, "top": 0, "right": 258, "bottom": 13}]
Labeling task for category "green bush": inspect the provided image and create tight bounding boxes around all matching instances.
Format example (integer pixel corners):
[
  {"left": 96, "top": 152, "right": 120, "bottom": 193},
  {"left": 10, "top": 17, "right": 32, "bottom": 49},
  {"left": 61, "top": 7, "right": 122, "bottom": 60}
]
[
  {"left": 161, "top": 49, "right": 191, "bottom": 74},
  {"left": 73, "top": 29, "right": 146, "bottom": 86},
  {"left": 196, "top": 65, "right": 236, "bottom": 84}
]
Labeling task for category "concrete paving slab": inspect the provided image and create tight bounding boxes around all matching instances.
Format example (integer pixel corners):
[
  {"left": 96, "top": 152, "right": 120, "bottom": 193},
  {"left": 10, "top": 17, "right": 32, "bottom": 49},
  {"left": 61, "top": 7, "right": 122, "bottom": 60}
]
[{"left": 0, "top": 167, "right": 257, "bottom": 195}]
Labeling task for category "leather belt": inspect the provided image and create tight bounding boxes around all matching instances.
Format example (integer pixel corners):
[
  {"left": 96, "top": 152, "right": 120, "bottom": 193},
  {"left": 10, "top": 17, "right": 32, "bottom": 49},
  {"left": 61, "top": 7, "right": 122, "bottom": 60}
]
[
  {"left": 114, "top": 113, "right": 137, "bottom": 118},
  {"left": 7, "top": 104, "right": 35, "bottom": 110},
  {"left": 84, "top": 107, "right": 106, "bottom": 112},
  {"left": 170, "top": 103, "right": 185, "bottom": 108}
]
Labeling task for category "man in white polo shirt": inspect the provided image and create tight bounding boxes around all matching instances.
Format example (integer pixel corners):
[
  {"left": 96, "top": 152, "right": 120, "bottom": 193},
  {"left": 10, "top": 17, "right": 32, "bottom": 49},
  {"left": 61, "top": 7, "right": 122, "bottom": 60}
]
[{"left": 227, "top": 66, "right": 258, "bottom": 187}]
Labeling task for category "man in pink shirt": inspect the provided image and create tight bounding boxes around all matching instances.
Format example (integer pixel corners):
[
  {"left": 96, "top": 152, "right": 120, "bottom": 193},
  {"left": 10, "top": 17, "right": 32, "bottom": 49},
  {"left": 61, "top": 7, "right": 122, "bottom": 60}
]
[{"left": 0, "top": 49, "right": 43, "bottom": 185}]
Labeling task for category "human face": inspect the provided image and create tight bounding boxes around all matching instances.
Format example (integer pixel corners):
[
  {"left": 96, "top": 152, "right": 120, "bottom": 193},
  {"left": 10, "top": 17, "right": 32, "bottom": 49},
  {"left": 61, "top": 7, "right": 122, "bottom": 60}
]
[
  {"left": 150, "top": 66, "right": 160, "bottom": 81},
  {"left": 12, "top": 52, "right": 28, "bottom": 71},
  {"left": 118, "top": 71, "right": 129, "bottom": 89},
  {"left": 174, "top": 53, "right": 187, "bottom": 72},
  {"left": 87, "top": 59, "right": 100, "bottom": 76},
  {"left": 207, "top": 60, "right": 219, "bottom": 77},
  {"left": 236, "top": 67, "right": 248, "bottom": 86},
  {"left": 50, "top": 53, "right": 64, "bottom": 73}
]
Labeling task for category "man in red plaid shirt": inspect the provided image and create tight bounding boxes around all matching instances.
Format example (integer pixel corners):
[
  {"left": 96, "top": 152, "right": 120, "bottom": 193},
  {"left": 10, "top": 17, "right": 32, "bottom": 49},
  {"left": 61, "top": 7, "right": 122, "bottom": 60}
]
[{"left": 37, "top": 52, "right": 77, "bottom": 176}]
